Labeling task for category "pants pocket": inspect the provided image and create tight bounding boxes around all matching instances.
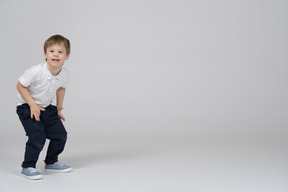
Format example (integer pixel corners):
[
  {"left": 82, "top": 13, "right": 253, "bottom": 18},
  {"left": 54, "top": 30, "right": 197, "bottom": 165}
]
[{"left": 17, "top": 104, "right": 30, "bottom": 119}]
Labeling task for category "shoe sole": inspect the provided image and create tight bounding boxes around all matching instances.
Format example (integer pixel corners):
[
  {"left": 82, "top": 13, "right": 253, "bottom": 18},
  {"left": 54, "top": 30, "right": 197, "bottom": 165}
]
[
  {"left": 45, "top": 167, "right": 73, "bottom": 173},
  {"left": 22, "top": 173, "right": 43, "bottom": 180}
]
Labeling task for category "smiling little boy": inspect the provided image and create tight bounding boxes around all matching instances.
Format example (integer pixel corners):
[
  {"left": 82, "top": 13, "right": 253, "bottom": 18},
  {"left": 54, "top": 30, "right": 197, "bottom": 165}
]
[{"left": 16, "top": 34, "right": 72, "bottom": 180}]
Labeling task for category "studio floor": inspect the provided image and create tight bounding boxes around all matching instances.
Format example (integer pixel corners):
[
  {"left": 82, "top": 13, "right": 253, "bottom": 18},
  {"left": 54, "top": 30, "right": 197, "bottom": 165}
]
[{"left": 0, "top": 133, "right": 287, "bottom": 192}]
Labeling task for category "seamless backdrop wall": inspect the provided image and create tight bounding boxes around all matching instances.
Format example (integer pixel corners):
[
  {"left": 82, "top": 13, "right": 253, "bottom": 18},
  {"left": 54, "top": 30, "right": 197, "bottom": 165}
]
[{"left": 0, "top": 0, "right": 287, "bottom": 141}]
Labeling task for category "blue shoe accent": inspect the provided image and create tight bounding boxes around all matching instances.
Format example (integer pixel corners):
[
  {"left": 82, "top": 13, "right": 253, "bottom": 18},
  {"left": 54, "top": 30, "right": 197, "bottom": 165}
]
[
  {"left": 22, "top": 167, "right": 43, "bottom": 180},
  {"left": 45, "top": 162, "right": 72, "bottom": 173}
]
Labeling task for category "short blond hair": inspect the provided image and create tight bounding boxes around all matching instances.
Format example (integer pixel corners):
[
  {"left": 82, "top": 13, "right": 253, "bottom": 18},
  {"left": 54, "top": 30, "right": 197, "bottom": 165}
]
[{"left": 44, "top": 34, "right": 70, "bottom": 55}]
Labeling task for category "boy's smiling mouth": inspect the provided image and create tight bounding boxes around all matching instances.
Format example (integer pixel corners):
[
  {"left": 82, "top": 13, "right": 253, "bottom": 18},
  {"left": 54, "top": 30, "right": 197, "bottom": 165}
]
[{"left": 52, "top": 59, "right": 60, "bottom": 62}]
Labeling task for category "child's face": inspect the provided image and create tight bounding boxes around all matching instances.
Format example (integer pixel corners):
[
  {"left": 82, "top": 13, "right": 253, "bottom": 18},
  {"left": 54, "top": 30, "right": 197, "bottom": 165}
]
[{"left": 44, "top": 43, "right": 69, "bottom": 71}]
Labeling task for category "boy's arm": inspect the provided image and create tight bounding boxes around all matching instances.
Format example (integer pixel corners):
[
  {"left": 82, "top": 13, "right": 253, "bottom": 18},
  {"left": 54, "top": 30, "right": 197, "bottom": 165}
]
[
  {"left": 56, "top": 87, "right": 66, "bottom": 121},
  {"left": 16, "top": 81, "right": 45, "bottom": 121}
]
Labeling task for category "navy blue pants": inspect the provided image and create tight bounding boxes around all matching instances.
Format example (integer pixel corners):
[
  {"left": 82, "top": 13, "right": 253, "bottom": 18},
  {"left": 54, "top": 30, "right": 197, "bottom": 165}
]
[{"left": 16, "top": 104, "right": 67, "bottom": 168}]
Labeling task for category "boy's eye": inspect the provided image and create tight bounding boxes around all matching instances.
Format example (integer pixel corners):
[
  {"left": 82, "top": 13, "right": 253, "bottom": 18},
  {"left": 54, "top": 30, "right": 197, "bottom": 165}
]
[
  {"left": 59, "top": 51, "right": 63, "bottom": 54},
  {"left": 50, "top": 50, "right": 54, "bottom": 53}
]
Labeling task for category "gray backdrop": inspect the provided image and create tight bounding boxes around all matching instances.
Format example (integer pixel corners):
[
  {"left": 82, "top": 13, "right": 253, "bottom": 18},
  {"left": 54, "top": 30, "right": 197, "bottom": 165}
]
[
  {"left": 1, "top": 0, "right": 288, "bottom": 191},
  {"left": 1, "top": 0, "right": 287, "bottom": 140}
]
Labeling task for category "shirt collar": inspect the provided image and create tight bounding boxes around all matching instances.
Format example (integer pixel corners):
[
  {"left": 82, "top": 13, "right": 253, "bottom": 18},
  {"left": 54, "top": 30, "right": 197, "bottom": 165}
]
[{"left": 44, "top": 62, "right": 62, "bottom": 80}]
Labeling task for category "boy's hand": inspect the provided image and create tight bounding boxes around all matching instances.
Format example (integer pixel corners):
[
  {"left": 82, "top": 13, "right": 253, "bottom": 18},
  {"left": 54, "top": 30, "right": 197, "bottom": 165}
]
[
  {"left": 57, "top": 107, "right": 66, "bottom": 121},
  {"left": 30, "top": 104, "right": 45, "bottom": 121}
]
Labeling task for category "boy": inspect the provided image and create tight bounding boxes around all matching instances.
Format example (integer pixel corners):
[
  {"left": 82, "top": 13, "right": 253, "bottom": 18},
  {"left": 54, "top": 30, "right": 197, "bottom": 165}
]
[{"left": 16, "top": 34, "right": 72, "bottom": 180}]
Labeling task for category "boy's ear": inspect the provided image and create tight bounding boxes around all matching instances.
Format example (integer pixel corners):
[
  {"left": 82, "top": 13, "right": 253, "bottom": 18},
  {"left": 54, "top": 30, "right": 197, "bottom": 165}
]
[
  {"left": 43, "top": 52, "right": 47, "bottom": 60},
  {"left": 65, "top": 54, "right": 70, "bottom": 60}
]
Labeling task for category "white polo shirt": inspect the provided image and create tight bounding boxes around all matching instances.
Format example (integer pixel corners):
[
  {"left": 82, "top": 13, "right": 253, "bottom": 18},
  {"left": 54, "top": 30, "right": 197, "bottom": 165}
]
[{"left": 17, "top": 63, "right": 69, "bottom": 108}]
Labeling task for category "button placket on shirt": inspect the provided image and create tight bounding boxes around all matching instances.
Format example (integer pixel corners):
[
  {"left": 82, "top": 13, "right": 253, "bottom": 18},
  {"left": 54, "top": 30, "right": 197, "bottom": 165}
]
[{"left": 48, "top": 76, "right": 57, "bottom": 94}]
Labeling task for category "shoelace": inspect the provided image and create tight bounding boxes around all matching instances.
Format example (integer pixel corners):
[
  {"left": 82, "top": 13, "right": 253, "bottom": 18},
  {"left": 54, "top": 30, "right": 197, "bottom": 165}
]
[
  {"left": 27, "top": 168, "right": 38, "bottom": 174},
  {"left": 55, "top": 162, "right": 64, "bottom": 167}
]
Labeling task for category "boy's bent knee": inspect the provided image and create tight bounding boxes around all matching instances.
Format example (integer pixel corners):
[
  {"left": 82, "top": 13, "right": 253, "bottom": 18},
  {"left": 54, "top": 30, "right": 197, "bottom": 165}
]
[{"left": 27, "top": 132, "right": 46, "bottom": 149}]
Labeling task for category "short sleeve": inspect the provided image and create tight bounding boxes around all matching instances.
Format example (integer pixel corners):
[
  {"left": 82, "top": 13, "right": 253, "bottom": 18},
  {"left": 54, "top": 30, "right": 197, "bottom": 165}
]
[
  {"left": 18, "top": 65, "right": 40, "bottom": 87},
  {"left": 60, "top": 68, "right": 70, "bottom": 88}
]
